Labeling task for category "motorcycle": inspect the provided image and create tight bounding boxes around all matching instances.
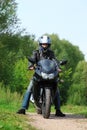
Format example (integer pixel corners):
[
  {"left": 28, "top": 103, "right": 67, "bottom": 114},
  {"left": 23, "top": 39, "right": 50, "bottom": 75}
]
[{"left": 29, "top": 58, "right": 67, "bottom": 118}]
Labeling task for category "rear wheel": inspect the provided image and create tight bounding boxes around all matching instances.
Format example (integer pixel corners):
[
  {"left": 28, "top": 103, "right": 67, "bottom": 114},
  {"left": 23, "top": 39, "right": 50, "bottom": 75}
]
[{"left": 42, "top": 88, "right": 51, "bottom": 118}]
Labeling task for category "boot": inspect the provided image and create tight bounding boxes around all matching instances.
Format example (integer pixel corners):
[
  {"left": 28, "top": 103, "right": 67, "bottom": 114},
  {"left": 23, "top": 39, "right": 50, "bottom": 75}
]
[
  {"left": 55, "top": 109, "right": 65, "bottom": 117},
  {"left": 17, "top": 108, "right": 25, "bottom": 115}
]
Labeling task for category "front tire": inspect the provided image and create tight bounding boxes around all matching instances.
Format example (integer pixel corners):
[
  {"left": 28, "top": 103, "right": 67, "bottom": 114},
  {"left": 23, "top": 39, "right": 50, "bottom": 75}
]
[{"left": 42, "top": 88, "right": 51, "bottom": 118}]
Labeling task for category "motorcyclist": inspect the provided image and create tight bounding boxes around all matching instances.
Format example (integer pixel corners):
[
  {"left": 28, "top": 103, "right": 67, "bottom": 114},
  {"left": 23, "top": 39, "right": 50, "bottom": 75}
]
[{"left": 17, "top": 35, "right": 65, "bottom": 117}]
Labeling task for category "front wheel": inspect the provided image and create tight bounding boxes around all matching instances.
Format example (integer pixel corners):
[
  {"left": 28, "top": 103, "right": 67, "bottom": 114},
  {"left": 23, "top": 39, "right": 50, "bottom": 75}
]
[{"left": 42, "top": 88, "right": 51, "bottom": 119}]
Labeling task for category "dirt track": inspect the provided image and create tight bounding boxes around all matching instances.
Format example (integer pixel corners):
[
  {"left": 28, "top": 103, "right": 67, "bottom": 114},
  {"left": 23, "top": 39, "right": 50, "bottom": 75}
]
[{"left": 27, "top": 112, "right": 87, "bottom": 130}]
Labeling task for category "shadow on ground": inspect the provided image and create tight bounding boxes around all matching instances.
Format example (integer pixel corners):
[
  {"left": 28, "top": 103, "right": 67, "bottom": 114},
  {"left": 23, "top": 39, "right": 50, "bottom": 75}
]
[{"left": 49, "top": 113, "right": 86, "bottom": 120}]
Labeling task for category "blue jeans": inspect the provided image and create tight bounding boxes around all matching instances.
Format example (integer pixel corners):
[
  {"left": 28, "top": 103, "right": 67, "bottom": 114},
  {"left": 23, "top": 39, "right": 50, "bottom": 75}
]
[
  {"left": 53, "top": 88, "right": 60, "bottom": 110},
  {"left": 21, "top": 80, "right": 33, "bottom": 109},
  {"left": 21, "top": 78, "right": 61, "bottom": 110}
]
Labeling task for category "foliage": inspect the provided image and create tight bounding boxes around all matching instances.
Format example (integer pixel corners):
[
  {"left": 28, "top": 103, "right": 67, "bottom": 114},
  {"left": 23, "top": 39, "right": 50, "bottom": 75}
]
[
  {"left": 0, "top": 85, "right": 37, "bottom": 130},
  {"left": 0, "top": 33, "right": 35, "bottom": 87},
  {"left": 50, "top": 34, "right": 84, "bottom": 73},
  {"left": 67, "top": 61, "right": 87, "bottom": 105},
  {"left": 0, "top": 0, "right": 19, "bottom": 33},
  {"left": 10, "top": 57, "right": 34, "bottom": 93},
  {"left": 0, "top": 82, "right": 22, "bottom": 110},
  {"left": 59, "top": 68, "right": 72, "bottom": 104}
]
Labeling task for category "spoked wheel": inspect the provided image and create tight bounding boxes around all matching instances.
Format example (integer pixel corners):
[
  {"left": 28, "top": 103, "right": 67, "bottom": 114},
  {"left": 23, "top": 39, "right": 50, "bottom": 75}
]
[{"left": 42, "top": 88, "right": 51, "bottom": 119}]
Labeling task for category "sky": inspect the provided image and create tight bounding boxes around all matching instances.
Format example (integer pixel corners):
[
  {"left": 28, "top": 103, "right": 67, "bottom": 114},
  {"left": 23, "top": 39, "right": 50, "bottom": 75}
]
[{"left": 16, "top": 0, "right": 87, "bottom": 60}]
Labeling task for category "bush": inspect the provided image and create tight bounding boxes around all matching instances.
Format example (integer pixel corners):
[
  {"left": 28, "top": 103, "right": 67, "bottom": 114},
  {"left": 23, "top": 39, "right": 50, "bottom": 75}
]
[
  {"left": 67, "top": 61, "right": 87, "bottom": 105},
  {"left": 9, "top": 57, "right": 34, "bottom": 93},
  {"left": 0, "top": 82, "right": 22, "bottom": 110},
  {"left": 68, "top": 83, "right": 87, "bottom": 105}
]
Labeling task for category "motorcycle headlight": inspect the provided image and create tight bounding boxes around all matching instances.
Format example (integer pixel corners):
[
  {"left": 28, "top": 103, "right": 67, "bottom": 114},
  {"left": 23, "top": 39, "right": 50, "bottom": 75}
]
[
  {"left": 41, "top": 72, "right": 48, "bottom": 79},
  {"left": 41, "top": 72, "right": 54, "bottom": 79},
  {"left": 48, "top": 74, "right": 54, "bottom": 79}
]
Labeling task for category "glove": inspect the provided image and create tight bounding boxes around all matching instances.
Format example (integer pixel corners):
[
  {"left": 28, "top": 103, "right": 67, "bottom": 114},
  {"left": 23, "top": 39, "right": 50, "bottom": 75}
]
[{"left": 28, "top": 65, "right": 34, "bottom": 70}]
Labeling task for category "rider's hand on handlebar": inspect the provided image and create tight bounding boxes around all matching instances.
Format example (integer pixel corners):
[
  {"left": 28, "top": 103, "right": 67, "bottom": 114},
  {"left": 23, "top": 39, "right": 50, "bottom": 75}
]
[
  {"left": 29, "top": 66, "right": 34, "bottom": 70},
  {"left": 28, "top": 65, "right": 35, "bottom": 70},
  {"left": 58, "top": 68, "right": 62, "bottom": 72}
]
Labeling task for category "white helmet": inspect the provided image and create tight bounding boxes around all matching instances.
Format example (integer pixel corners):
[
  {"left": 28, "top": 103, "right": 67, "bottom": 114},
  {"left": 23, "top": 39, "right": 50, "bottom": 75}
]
[{"left": 38, "top": 35, "right": 51, "bottom": 45}]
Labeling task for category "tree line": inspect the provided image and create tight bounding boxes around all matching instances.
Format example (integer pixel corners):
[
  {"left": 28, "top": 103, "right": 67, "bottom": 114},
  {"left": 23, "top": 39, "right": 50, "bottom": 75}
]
[{"left": 0, "top": 0, "right": 87, "bottom": 105}]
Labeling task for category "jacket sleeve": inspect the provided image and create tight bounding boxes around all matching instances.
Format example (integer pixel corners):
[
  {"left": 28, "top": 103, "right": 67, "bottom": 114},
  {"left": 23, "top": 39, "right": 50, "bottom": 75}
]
[
  {"left": 31, "top": 50, "right": 37, "bottom": 62},
  {"left": 28, "top": 50, "right": 37, "bottom": 68},
  {"left": 49, "top": 50, "right": 55, "bottom": 59}
]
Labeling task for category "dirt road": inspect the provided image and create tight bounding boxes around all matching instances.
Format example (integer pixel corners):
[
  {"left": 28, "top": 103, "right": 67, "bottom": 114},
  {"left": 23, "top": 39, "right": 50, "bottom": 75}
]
[{"left": 27, "top": 112, "right": 87, "bottom": 130}]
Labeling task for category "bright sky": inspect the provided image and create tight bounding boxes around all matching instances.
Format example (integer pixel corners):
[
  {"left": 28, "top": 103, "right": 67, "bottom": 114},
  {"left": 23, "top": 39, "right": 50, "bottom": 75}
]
[{"left": 16, "top": 0, "right": 87, "bottom": 60}]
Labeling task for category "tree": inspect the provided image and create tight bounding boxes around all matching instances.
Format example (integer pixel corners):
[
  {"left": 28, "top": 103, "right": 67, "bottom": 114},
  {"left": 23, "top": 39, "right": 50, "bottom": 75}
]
[
  {"left": 0, "top": 33, "right": 36, "bottom": 85},
  {"left": 50, "top": 34, "right": 84, "bottom": 72},
  {"left": 67, "top": 61, "right": 87, "bottom": 105},
  {"left": 10, "top": 57, "right": 34, "bottom": 93},
  {"left": 0, "top": 0, "right": 36, "bottom": 92},
  {"left": 0, "top": 0, "right": 18, "bottom": 33}
]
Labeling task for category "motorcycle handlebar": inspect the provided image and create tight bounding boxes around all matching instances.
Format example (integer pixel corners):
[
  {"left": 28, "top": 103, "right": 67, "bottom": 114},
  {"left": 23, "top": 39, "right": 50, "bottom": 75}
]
[
  {"left": 28, "top": 57, "right": 68, "bottom": 67},
  {"left": 59, "top": 60, "right": 68, "bottom": 65}
]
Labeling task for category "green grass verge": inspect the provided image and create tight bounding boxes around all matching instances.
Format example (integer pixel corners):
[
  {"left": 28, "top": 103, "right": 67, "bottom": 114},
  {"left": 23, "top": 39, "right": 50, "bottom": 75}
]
[
  {"left": 0, "top": 105, "right": 38, "bottom": 130},
  {"left": 0, "top": 86, "right": 37, "bottom": 130},
  {"left": 62, "top": 105, "right": 87, "bottom": 117}
]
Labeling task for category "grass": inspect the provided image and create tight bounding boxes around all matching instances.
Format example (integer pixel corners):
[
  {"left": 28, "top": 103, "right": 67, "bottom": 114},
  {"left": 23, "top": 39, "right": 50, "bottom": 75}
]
[
  {"left": 62, "top": 105, "right": 87, "bottom": 117},
  {"left": 0, "top": 85, "right": 87, "bottom": 130},
  {"left": 0, "top": 86, "right": 37, "bottom": 130},
  {"left": 0, "top": 111, "right": 37, "bottom": 130}
]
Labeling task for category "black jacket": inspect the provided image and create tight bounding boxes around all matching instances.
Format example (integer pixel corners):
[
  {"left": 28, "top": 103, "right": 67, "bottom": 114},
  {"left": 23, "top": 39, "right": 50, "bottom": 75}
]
[{"left": 28, "top": 49, "right": 56, "bottom": 67}]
